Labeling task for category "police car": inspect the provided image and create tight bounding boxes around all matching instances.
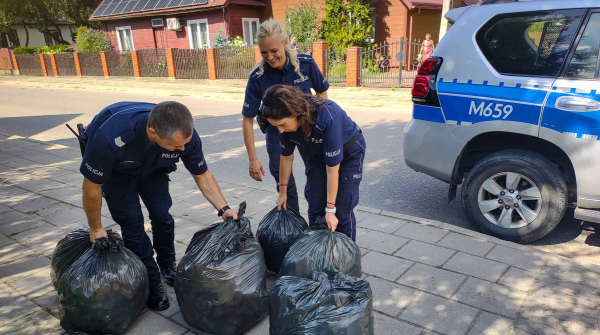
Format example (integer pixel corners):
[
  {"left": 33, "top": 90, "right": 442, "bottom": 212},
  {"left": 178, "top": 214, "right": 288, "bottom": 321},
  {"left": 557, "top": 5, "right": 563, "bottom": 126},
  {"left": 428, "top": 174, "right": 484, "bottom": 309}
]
[{"left": 403, "top": 0, "right": 600, "bottom": 242}]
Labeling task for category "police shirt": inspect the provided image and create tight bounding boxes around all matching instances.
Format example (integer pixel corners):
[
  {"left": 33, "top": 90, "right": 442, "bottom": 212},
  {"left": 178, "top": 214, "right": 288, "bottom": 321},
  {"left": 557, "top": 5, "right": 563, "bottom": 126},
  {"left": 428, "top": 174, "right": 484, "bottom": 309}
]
[
  {"left": 280, "top": 100, "right": 358, "bottom": 167},
  {"left": 80, "top": 102, "right": 207, "bottom": 184},
  {"left": 242, "top": 53, "right": 330, "bottom": 118}
]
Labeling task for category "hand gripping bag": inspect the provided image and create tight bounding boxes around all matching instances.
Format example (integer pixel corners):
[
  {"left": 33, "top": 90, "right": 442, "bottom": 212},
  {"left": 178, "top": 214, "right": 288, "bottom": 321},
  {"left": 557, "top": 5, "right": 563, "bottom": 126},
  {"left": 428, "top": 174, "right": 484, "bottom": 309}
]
[
  {"left": 269, "top": 271, "right": 374, "bottom": 335},
  {"left": 50, "top": 226, "right": 93, "bottom": 289},
  {"left": 175, "top": 202, "right": 268, "bottom": 335},
  {"left": 256, "top": 206, "right": 308, "bottom": 273},
  {"left": 279, "top": 224, "right": 361, "bottom": 280},
  {"left": 57, "top": 230, "right": 149, "bottom": 334}
]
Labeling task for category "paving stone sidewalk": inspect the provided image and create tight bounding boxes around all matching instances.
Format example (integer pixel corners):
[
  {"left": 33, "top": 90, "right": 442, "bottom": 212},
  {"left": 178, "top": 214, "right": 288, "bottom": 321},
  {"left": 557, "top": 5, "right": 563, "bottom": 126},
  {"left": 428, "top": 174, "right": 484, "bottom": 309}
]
[{"left": 0, "top": 135, "right": 599, "bottom": 335}]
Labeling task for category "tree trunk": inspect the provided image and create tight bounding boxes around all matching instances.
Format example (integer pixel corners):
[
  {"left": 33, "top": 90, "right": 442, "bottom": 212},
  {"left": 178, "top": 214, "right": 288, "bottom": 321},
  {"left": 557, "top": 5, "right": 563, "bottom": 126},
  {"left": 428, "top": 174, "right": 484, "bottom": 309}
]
[{"left": 23, "top": 25, "right": 30, "bottom": 46}]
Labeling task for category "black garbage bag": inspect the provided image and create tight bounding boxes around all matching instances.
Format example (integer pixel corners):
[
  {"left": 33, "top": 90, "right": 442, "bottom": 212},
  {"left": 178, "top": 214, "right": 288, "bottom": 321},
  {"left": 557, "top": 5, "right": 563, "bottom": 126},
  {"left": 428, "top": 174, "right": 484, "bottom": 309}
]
[
  {"left": 279, "top": 223, "right": 362, "bottom": 280},
  {"left": 175, "top": 202, "right": 268, "bottom": 335},
  {"left": 269, "top": 271, "right": 374, "bottom": 335},
  {"left": 50, "top": 226, "right": 92, "bottom": 289},
  {"left": 57, "top": 230, "right": 149, "bottom": 334},
  {"left": 256, "top": 206, "right": 308, "bottom": 273}
]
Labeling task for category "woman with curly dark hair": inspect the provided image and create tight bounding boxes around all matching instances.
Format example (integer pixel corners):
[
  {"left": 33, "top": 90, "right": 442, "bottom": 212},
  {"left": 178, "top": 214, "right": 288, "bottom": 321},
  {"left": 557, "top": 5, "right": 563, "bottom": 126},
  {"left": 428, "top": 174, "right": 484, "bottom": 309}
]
[{"left": 261, "top": 84, "right": 366, "bottom": 241}]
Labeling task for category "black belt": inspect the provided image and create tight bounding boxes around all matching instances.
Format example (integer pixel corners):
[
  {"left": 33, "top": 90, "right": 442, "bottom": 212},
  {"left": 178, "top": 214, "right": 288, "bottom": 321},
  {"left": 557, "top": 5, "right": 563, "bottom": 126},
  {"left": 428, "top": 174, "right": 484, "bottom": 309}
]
[{"left": 343, "top": 126, "right": 362, "bottom": 151}]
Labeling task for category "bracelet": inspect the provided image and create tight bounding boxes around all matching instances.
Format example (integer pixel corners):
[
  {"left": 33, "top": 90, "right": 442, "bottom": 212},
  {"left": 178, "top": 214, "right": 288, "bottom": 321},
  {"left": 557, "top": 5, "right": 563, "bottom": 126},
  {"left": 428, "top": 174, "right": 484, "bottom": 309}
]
[
  {"left": 217, "top": 205, "right": 231, "bottom": 217},
  {"left": 279, "top": 183, "right": 288, "bottom": 187},
  {"left": 325, "top": 206, "right": 336, "bottom": 214},
  {"left": 327, "top": 201, "right": 335, "bottom": 206}
]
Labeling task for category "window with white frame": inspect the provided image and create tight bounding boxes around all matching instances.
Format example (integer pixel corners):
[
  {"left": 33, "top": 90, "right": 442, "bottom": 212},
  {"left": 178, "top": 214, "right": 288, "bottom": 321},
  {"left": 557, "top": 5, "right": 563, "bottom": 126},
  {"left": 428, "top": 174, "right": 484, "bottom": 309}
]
[
  {"left": 242, "top": 18, "right": 259, "bottom": 45},
  {"left": 116, "top": 26, "right": 135, "bottom": 51},
  {"left": 188, "top": 19, "right": 210, "bottom": 49}
]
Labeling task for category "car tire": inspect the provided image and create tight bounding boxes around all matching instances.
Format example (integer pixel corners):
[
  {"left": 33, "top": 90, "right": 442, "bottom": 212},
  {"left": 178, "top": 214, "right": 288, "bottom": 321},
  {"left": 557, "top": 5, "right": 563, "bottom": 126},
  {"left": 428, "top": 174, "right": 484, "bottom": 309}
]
[{"left": 461, "top": 149, "right": 567, "bottom": 243}]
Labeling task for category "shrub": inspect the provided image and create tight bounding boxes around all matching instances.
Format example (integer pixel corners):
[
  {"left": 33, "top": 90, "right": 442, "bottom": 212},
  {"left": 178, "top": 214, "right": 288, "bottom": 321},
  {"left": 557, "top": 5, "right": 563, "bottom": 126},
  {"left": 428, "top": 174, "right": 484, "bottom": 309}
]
[
  {"left": 285, "top": 1, "right": 320, "bottom": 43},
  {"left": 13, "top": 46, "right": 39, "bottom": 54},
  {"left": 73, "top": 27, "right": 113, "bottom": 52}
]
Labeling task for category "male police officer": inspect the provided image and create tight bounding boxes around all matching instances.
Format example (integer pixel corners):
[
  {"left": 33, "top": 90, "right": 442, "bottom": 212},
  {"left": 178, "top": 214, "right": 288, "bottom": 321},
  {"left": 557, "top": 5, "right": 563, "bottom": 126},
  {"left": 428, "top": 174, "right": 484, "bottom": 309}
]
[{"left": 80, "top": 101, "right": 237, "bottom": 311}]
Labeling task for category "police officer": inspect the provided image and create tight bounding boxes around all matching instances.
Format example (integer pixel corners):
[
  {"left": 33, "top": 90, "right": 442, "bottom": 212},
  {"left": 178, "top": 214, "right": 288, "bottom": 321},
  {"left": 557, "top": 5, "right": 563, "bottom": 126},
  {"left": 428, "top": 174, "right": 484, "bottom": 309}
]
[
  {"left": 242, "top": 19, "right": 329, "bottom": 213},
  {"left": 261, "top": 85, "right": 366, "bottom": 241},
  {"left": 80, "top": 101, "right": 237, "bottom": 311}
]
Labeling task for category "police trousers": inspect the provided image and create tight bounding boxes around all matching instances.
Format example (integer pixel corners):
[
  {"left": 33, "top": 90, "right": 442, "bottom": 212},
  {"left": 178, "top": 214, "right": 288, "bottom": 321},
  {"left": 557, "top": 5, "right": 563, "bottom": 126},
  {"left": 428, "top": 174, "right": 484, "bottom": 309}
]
[
  {"left": 304, "top": 134, "right": 366, "bottom": 241},
  {"left": 266, "top": 125, "right": 300, "bottom": 212},
  {"left": 102, "top": 171, "right": 175, "bottom": 287}
]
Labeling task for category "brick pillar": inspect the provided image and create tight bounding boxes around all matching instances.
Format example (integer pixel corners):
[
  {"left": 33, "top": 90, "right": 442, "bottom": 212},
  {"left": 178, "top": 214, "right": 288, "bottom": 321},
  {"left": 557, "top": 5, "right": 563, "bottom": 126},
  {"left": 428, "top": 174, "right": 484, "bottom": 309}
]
[
  {"left": 166, "top": 48, "right": 176, "bottom": 79},
  {"left": 10, "top": 50, "right": 20, "bottom": 75},
  {"left": 73, "top": 52, "right": 83, "bottom": 76},
  {"left": 100, "top": 52, "right": 110, "bottom": 77},
  {"left": 131, "top": 50, "right": 141, "bottom": 78},
  {"left": 206, "top": 48, "right": 218, "bottom": 80},
  {"left": 39, "top": 54, "right": 48, "bottom": 76},
  {"left": 312, "top": 41, "right": 328, "bottom": 77},
  {"left": 49, "top": 54, "right": 59, "bottom": 76},
  {"left": 346, "top": 47, "right": 362, "bottom": 87},
  {"left": 254, "top": 45, "right": 262, "bottom": 63}
]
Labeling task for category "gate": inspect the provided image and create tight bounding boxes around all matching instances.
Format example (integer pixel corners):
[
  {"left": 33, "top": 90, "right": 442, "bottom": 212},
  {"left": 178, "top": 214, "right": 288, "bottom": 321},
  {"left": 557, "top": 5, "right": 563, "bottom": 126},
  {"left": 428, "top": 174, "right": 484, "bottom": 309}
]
[
  {"left": 215, "top": 46, "right": 255, "bottom": 79},
  {"left": 15, "top": 54, "right": 42, "bottom": 76},
  {"left": 54, "top": 53, "right": 77, "bottom": 76},
  {"left": 79, "top": 52, "right": 103, "bottom": 76},
  {"left": 106, "top": 51, "right": 133, "bottom": 77},
  {"left": 325, "top": 48, "right": 346, "bottom": 85},
  {"left": 174, "top": 49, "right": 208, "bottom": 79},
  {"left": 138, "top": 49, "right": 168, "bottom": 77},
  {"left": 360, "top": 38, "right": 422, "bottom": 88}
]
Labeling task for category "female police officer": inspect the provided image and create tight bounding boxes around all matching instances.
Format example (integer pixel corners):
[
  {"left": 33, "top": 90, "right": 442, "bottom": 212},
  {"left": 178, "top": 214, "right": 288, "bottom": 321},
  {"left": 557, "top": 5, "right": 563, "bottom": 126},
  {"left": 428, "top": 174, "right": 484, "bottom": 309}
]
[
  {"left": 242, "top": 19, "right": 329, "bottom": 213},
  {"left": 261, "top": 84, "right": 366, "bottom": 241}
]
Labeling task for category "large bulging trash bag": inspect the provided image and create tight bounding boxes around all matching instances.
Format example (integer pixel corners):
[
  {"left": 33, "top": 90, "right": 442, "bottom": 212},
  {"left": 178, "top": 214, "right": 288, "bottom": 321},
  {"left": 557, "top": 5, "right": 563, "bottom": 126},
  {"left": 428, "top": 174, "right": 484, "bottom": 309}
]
[
  {"left": 279, "top": 224, "right": 361, "bottom": 280},
  {"left": 256, "top": 206, "right": 308, "bottom": 273},
  {"left": 57, "top": 230, "right": 149, "bottom": 334},
  {"left": 50, "top": 226, "right": 93, "bottom": 289},
  {"left": 269, "top": 271, "right": 374, "bottom": 335},
  {"left": 175, "top": 202, "right": 268, "bottom": 335}
]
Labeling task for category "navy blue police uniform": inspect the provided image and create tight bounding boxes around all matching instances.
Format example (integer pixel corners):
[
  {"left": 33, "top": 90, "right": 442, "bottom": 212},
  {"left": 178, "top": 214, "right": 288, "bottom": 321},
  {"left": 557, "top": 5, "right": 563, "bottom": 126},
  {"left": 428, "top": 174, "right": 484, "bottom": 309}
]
[
  {"left": 280, "top": 100, "right": 366, "bottom": 241},
  {"left": 243, "top": 53, "right": 329, "bottom": 213},
  {"left": 80, "top": 102, "right": 208, "bottom": 286}
]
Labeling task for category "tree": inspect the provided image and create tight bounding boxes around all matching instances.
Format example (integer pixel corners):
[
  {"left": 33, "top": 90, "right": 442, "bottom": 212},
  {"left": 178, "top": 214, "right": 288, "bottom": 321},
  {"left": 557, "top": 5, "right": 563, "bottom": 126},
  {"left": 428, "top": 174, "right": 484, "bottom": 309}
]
[
  {"left": 212, "top": 28, "right": 231, "bottom": 48},
  {"left": 0, "top": 0, "right": 102, "bottom": 46},
  {"left": 319, "top": 0, "right": 373, "bottom": 49},
  {"left": 284, "top": 1, "right": 320, "bottom": 43}
]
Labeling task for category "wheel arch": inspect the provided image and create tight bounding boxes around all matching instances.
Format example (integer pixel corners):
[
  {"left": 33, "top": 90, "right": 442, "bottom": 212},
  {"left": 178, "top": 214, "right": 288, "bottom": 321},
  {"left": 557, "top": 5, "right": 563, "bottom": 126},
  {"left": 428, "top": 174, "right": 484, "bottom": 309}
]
[{"left": 449, "top": 132, "right": 577, "bottom": 204}]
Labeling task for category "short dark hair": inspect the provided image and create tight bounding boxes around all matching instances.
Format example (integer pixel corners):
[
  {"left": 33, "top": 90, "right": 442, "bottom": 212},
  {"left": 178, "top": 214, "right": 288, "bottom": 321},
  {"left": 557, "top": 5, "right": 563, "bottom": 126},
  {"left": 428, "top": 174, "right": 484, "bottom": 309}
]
[{"left": 148, "top": 101, "right": 194, "bottom": 139}]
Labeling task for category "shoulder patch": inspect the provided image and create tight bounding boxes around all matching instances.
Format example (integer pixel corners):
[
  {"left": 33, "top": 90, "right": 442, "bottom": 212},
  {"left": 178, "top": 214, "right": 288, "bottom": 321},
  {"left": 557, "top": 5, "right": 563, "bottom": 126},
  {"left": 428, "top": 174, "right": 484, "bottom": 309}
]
[
  {"left": 114, "top": 136, "right": 125, "bottom": 147},
  {"left": 297, "top": 55, "right": 314, "bottom": 63}
]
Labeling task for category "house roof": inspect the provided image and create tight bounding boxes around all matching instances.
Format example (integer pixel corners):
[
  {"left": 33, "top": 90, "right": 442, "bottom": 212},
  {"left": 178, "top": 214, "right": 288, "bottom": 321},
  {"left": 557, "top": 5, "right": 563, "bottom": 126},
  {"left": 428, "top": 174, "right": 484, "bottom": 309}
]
[
  {"left": 462, "top": 0, "right": 482, "bottom": 5},
  {"left": 400, "top": 0, "right": 443, "bottom": 10},
  {"left": 89, "top": 0, "right": 264, "bottom": 21}
]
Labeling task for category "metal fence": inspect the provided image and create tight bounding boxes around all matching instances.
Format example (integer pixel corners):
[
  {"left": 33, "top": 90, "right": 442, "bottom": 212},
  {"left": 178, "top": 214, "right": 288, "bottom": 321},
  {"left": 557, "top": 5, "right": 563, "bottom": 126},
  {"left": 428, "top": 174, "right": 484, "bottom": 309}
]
[
  {"left": 361, "top": 38, "right": 422, "bottom": 87},
  {"left": 325, "top": 48, "right": 347, "bottom": 85},
  {"left": 15, "top": 54, "right": 43, "bottom": 76},
  {"left": 174, "top": 49, "right": 208, "bottom": 79},
  {"left": 361, "top": 38, "right": 422, "bottom": 88},
  {"left": 138, "top": 49, "right": 168, "bottom": 77},
  {"left": 79, "top": 52, "right": 103, "bottom": 76},
  {"left": 296, "top": 42, "right": 313, "bottom": 56},
  {"left": 54, "top": 53, "right": 77, "bottom": 76},
  {"left": 106, "top": 50, "right": 133, "bottom": 77},
  {"left": 215, "top": 46, "right": 255, "bottom": 79}
]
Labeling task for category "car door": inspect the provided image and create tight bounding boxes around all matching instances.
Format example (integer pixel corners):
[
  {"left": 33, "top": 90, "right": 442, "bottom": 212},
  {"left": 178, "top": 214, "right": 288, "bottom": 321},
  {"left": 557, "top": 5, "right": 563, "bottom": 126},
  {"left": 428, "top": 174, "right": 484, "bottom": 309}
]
[{"left": 540, "top": 9, "right": 600, "bottom": 209}]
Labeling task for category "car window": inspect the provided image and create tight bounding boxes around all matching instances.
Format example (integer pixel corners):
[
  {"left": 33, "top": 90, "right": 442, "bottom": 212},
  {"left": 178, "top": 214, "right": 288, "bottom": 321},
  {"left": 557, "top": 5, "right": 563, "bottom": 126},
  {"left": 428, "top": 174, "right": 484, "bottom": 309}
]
[
  {"left": 565, "top": 13, "right": 600, "bottom": 79},
  {"left": 476, "top": 9, "right": 585, "bottom": 77}
]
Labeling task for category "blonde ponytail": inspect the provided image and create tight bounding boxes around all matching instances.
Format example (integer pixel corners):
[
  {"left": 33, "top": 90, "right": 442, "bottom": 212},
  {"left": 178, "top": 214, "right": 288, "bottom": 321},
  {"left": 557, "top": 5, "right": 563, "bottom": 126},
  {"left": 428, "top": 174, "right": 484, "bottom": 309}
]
[{"left": 255, "top": 19, "right": 303, "bottom": 79}]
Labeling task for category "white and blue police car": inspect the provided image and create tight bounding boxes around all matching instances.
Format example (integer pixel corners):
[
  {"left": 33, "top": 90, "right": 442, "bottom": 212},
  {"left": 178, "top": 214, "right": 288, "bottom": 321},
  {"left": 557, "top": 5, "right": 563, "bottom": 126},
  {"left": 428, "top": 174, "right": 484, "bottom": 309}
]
[{"left": 403, "top": 0, "right": 600, "bottom": 242}]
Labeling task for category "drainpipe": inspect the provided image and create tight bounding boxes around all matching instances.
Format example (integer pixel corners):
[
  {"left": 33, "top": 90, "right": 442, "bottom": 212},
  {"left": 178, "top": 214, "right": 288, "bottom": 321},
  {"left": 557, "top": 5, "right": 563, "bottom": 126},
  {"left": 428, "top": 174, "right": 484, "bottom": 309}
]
[
  {"left": 223, "top": 7, "right": 229, "bottom": 36},
  {"left": 408, "top": 8, "right": 421, "bottom": 71}
]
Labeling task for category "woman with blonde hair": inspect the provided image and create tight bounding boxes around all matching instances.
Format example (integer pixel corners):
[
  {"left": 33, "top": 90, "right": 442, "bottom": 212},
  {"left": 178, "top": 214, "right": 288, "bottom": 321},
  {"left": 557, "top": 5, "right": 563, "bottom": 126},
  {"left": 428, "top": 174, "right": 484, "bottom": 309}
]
[{"left": 242, "top": 19, "right": 329, "bottom": 212}]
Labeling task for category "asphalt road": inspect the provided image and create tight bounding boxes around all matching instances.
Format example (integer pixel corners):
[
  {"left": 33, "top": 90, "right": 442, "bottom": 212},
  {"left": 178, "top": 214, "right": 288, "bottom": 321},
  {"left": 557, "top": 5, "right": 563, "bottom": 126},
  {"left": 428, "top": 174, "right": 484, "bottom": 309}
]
[{"left": 0, "top": 82, "right": 598, "bottom": 264}]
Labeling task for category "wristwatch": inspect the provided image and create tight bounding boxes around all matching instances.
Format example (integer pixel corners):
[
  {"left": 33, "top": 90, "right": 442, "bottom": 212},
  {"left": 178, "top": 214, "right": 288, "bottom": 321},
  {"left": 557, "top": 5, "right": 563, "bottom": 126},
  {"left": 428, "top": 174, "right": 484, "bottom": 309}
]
[
  {"left": 325, "top": 206, "right": 336, "bottom": 214},
  {"left": 218, "top": 205, "right": 231, "bottom": 217}
]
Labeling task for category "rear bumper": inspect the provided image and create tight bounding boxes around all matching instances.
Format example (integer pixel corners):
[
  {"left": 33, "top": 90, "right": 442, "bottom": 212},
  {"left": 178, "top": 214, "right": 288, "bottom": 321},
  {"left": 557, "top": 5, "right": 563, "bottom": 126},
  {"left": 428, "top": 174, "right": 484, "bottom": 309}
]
[{"left": 403, "top": 118, "right": 465, "bottom": 182}]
